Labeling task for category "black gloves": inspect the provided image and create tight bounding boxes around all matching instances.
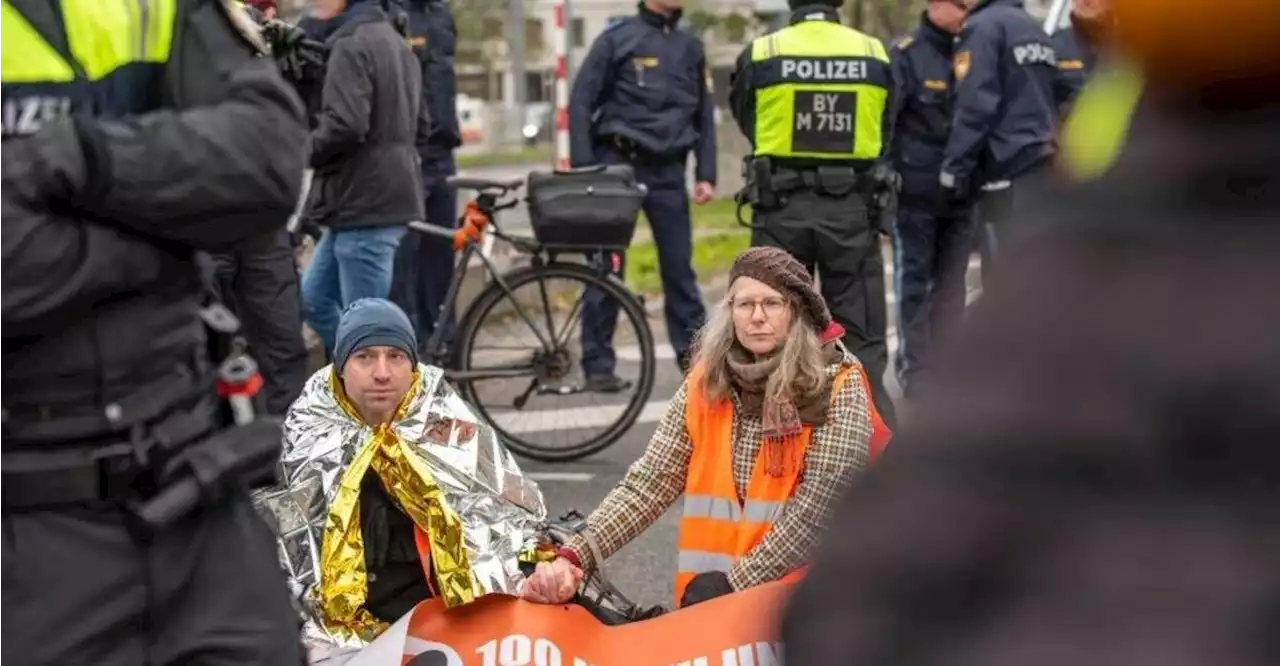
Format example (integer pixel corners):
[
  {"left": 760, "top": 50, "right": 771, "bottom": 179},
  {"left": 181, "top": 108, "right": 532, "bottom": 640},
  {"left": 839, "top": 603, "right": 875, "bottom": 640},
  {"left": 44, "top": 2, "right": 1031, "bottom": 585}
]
[{"left": 679, "top": 571, "right": 734, "bottom": 608}]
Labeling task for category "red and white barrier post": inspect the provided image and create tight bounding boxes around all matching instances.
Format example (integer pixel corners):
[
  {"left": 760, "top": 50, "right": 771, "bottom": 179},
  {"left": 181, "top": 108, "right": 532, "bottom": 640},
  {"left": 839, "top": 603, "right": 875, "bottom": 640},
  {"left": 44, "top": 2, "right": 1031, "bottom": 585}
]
[{"left": 552, "top": 0, "right": 571, "bottom": 170}]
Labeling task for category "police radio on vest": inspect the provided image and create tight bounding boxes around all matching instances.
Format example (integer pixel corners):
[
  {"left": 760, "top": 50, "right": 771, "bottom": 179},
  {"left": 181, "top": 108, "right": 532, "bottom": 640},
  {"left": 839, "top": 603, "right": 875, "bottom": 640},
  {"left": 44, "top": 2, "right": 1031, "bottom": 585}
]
[{"left": 780, "top": 58, "right": 869, "bottom": 81}]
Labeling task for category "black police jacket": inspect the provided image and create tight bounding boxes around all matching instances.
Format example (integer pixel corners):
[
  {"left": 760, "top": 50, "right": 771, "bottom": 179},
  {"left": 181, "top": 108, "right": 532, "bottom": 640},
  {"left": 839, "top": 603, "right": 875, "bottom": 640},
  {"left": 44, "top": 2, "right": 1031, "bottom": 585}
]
[
  {"left": 1, "top": 0, "right": 307, "bottom": 445},
  {"left": 1051, "top": 24, "right": 1099, "bottom": 114},
  {"left": 308, "top": 2, "right": 428, "bottom": 229},
  {"left": 407, "top": 0, "right": 460, "bottom": 163},
  {"left": 568, "top": 2, "right": 717, "bottom": 183},
  {"left": 887, "top": 13, "right": 956, "bottom": 205},
  {"left": 941, "top": 0, "right": 1058, "bottom": 190}
]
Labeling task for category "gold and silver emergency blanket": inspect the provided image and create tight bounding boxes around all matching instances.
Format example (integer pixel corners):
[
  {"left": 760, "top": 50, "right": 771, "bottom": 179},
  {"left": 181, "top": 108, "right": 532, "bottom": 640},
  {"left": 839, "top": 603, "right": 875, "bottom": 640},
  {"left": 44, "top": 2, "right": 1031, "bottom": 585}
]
[{"left": 253, "top": 364, "right": 546, "bottom": 651}]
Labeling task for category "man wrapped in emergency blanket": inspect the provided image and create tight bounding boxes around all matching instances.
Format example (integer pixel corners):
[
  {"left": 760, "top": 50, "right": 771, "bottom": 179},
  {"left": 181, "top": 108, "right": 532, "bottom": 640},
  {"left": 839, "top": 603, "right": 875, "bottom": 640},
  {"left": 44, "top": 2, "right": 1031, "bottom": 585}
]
[{"left": 252, "top": 299, "right": 548, "bottom": 660}]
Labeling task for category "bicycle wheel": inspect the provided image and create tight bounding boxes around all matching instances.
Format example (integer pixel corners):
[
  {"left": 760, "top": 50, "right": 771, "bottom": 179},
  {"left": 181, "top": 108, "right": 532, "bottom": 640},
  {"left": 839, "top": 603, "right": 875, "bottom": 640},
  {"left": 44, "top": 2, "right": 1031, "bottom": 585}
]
[{"left": 453, "top": 262, "right": 657, "bottom": 461}]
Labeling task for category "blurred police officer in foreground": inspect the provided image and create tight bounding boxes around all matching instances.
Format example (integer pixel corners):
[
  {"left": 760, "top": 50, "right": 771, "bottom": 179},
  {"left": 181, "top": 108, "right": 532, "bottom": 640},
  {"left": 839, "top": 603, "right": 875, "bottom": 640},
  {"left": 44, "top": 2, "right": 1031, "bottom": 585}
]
[
  {"left": 391, "top": 0, "right": 463, "bottom": 349},
  {"left": 942, "top": 0, "right": 1058, "bottom": 275},
  {"left": 570, "top": 0, "right": 717, "bottom": 390},
  {"left": 887, "top": 0, "right": 971, "bottom": 398},
  {"left": 1, "top": 1, "right": 306, "bottom": 663},
  {"left": 729, "top": 0, "right": 898, "bottom": 427},
  {"left": 782, "top": 1, "right": 1280, "bottom": 660},
  {"left": 1051, "top": 0, "right": 1114, "bottom": 112}
]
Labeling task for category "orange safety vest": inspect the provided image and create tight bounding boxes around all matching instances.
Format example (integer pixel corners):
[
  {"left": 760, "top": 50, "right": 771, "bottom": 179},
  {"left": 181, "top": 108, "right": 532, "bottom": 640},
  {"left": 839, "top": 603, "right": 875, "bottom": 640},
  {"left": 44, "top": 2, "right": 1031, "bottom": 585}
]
[{"left": 673, "top": 363, "right": 891, "bottom": 606}]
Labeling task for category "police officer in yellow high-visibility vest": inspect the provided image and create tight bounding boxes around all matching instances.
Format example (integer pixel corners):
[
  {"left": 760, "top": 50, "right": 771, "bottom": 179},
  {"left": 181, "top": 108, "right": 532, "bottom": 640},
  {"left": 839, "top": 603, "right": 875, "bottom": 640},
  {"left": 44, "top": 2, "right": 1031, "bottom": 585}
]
[
  {"left": 1, "top": 0, "right": 306, "bottom": 663},
  {"left": 728, "top": 0, "right": 897, "bottom": 428}
]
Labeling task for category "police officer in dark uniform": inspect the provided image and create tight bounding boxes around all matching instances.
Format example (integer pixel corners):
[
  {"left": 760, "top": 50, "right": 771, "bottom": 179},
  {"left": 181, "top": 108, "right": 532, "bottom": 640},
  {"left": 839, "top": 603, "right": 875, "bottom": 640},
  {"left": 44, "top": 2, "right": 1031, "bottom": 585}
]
[
  {"left": 941, "top": 0, "right": 1058, "bottom": 272},
  {"left": 1051, "top": 0, "right": 1115, "bottom": 112},
  {"left": 570, "top": 0, "right": 717, "bottom": 390},
  {"left": 1, "top": 1, "right": 306, "bottom": 663},
  {"left": 391, "top": 0, "right": 463, "bottom": 348},
  {"left": 888, "top": 0, "right": 973, "bottom": 397},
  {"left": 729, "top": 0, "right": 898, "bottom": 426}
]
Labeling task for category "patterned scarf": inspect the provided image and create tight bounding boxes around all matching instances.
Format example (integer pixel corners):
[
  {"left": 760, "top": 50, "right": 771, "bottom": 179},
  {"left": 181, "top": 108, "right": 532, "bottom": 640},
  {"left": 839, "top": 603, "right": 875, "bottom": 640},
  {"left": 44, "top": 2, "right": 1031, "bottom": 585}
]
[{"left": 725, "top": 343, "right": 843, "bottom": 476}]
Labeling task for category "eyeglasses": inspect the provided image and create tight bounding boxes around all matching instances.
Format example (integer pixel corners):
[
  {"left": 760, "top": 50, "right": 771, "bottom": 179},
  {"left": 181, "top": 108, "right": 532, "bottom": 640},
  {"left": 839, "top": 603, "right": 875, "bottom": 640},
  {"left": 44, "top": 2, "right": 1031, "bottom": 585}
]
[{"left": 732, "top": 297, "right": 789, "bottom": 317}]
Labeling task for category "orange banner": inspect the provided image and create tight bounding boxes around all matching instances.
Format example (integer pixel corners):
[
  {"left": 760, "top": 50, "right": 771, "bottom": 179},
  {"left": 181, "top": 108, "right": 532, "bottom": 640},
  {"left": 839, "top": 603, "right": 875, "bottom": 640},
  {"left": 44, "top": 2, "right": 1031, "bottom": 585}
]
[{"left": 367, "top": 579, "right": 798, "bottom": 666}]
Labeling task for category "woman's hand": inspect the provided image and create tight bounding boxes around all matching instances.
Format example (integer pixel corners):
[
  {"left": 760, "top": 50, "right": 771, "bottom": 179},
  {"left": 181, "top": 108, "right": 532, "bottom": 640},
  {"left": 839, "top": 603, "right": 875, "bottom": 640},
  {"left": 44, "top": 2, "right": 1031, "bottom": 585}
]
[{"left": 520, "top": 557, "right": 583, "bottom": 604}]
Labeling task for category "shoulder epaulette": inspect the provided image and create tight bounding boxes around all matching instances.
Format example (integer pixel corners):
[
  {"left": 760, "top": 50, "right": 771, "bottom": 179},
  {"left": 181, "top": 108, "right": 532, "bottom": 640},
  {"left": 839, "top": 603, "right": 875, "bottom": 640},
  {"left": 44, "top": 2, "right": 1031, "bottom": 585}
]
[{"left": 894, "top": 35, "right": 915, "bottom": 51}]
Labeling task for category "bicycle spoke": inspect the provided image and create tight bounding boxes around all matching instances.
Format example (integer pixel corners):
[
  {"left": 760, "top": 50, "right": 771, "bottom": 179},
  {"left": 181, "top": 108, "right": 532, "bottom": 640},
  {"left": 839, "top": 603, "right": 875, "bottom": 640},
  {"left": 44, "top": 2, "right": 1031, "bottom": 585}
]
[{"left": 554, "top": 286, "right": 589, "bottom": 349}]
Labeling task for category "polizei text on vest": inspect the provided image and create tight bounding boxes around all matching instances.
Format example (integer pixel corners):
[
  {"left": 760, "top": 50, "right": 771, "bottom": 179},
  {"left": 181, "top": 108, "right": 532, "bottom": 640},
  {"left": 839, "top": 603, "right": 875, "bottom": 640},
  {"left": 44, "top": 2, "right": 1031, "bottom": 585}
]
[{"left": 780, "top": 58, "right": 870, "bottom": 81}]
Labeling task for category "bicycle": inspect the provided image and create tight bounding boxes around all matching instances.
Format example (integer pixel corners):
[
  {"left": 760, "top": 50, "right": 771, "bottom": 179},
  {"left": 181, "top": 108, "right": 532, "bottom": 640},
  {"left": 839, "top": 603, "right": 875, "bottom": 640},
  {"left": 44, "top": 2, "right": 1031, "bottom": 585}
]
[{"left": 408, "top": 173, "right": 657, "bottom": 462}]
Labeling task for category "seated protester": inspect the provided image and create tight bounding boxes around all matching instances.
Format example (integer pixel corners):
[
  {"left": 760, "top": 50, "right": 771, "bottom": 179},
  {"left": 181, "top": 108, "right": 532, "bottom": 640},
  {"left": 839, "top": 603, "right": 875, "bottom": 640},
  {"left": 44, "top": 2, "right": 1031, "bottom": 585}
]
[
  {"left": 255, "top": 298, "right": 545, "bottom": 650},
  {"left": 522, "top": 248, "right": 892, "bottom": 609}
]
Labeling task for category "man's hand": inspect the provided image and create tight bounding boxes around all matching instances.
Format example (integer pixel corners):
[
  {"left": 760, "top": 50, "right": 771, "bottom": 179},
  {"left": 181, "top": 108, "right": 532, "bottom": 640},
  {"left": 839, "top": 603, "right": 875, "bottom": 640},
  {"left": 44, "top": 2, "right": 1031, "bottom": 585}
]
[
  {"left": 519, "top": 557, "right": 583, "bottom": 604},
  {"left": 692, "top": 181, "right": 715, "bottom": 205}
]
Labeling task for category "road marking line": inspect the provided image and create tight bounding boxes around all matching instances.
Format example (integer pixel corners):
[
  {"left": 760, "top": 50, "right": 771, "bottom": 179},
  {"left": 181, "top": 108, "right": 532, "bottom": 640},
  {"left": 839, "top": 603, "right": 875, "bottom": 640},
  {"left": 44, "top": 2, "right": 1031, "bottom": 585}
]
[
  {"left": 491, "top": 399, "right": 670, "bottom": 435},
  {"left": 527, "top": 471, "right": 597, "bottom": 482}
]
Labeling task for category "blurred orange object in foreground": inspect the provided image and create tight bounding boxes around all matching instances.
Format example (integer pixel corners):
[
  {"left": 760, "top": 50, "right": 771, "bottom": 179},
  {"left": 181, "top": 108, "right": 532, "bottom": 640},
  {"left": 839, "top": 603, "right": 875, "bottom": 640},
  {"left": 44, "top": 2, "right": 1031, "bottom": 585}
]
[{"left": 1114, "top": 0, "right": 1280, "bottom": 91}]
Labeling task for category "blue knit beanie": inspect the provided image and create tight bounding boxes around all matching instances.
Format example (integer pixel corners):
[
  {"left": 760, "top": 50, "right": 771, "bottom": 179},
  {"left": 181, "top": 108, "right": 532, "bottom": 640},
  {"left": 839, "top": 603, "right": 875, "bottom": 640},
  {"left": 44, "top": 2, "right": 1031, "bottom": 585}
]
[{"left": 333, "top": 298, "right": 418, "bottom": 373}]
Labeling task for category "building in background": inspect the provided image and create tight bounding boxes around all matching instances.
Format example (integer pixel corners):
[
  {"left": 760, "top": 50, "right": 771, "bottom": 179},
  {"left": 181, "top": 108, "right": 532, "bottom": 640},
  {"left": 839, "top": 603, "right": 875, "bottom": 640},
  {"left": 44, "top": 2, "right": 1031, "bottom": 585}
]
[{"left": 456, "top": 0, "right": 779, "bottom": 107}]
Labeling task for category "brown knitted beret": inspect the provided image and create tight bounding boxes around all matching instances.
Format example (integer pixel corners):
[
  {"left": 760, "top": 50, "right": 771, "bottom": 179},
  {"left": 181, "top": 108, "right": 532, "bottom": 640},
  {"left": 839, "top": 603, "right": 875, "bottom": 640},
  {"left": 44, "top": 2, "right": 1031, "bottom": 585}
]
[{"left": 728, "top": 247, "right": 832, "bottom": 331}]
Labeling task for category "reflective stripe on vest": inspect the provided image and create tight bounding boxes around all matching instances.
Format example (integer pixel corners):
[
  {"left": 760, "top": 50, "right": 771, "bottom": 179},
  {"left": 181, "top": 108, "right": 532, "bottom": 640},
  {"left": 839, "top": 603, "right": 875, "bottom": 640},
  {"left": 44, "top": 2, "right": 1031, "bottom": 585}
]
[
  {"left": 1, "top": 0, "right": 177, "bottom": 136},
  {"left": 1059, "top": 60, "right": 1144, "bottom": 182},
  {"left": 747, "top": 20, "right": 891, "bottom": 161},
  {"left": 675, "top": 363, "right": 894, "bottom": 606}
]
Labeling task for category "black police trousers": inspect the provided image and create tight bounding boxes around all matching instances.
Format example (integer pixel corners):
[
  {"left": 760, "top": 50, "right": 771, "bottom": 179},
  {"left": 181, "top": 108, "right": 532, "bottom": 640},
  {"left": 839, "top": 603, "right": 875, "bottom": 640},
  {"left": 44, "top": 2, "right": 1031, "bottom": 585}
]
[
  {"left": 893, "top": 203, "right": 977, "bottom": 396},
  {"left": 751, "top": 188, "right": 897, "bottom": 429},
  {"left": 209, "top": 229, "right": 310, "bottom": 414},
  {"left": 2, "top": 491, "right": 303, "bottom": 666}
]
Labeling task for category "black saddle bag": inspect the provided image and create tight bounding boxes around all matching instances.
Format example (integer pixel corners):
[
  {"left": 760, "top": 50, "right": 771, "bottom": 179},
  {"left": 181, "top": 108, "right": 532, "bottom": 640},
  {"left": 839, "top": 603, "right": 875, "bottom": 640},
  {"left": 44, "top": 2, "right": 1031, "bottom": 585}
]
[{"left": 526, "top": 165, "right": 646, "bottom": 251}]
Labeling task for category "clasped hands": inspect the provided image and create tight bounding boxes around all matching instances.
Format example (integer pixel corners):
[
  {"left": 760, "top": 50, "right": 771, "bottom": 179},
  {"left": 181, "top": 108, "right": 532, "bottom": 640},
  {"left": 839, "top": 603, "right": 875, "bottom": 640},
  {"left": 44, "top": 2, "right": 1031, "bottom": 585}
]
[{"left": 518, "top": 556, "right": 583, "bottom": 605}]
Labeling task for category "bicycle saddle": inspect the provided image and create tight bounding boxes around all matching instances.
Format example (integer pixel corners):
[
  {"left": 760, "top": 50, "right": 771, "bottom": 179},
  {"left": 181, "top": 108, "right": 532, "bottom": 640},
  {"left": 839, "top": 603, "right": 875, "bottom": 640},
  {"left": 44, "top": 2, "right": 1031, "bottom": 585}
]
[{"left": 447, "top": 176, "right": 524, "bottom": 193}]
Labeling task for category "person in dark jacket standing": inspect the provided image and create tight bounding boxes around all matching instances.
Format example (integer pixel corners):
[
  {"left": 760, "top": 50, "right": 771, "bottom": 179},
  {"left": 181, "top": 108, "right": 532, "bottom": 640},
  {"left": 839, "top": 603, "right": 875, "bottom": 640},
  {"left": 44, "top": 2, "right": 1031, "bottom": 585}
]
[
  {"left": 1, "top": 0, "right": 306, "bottom": 664},
  {"left": 888, "top": 0, "right": 972, "bottom": 397},
  {"left": 204, "top": 1, "right": 311, "bottom": 414},
  {"left": 941, "top": 0, "right": 1058, "bottom": 275},
  {"left": 779, "top": 5, "right": 1280, "bottom": 662},
  {"left": 302, "top": 0, "right": 428, "bottom": 355},
  {"left": 570, "top": 0, "right": 717, "bottom": 390},
  {"left": 390, "top": 0, "right": 463, "bottom": 348}
]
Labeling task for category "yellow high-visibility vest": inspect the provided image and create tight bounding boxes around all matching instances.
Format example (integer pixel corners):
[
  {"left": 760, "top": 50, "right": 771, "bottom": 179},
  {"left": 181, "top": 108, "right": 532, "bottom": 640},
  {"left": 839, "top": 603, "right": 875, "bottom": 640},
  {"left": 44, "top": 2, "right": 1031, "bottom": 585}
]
[
  {"left": 2, "top": 0, "right": 178, "bottom": 135},
  {"left": 2, "top": 0, "right": 177, "bottom": 82},
  {"left": 1059, "top": 60, "right": 1144, "bottom": 182},
  {"left": 747, "top": 19, "right": 891, "bottom": 161}
]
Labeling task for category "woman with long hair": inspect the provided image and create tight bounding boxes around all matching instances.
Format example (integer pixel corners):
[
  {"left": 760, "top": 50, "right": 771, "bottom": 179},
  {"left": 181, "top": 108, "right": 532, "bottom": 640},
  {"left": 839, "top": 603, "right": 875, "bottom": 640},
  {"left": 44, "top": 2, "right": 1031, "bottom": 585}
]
[{"left": 521, "top": 247, "right": 891, "bottom": 609}]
